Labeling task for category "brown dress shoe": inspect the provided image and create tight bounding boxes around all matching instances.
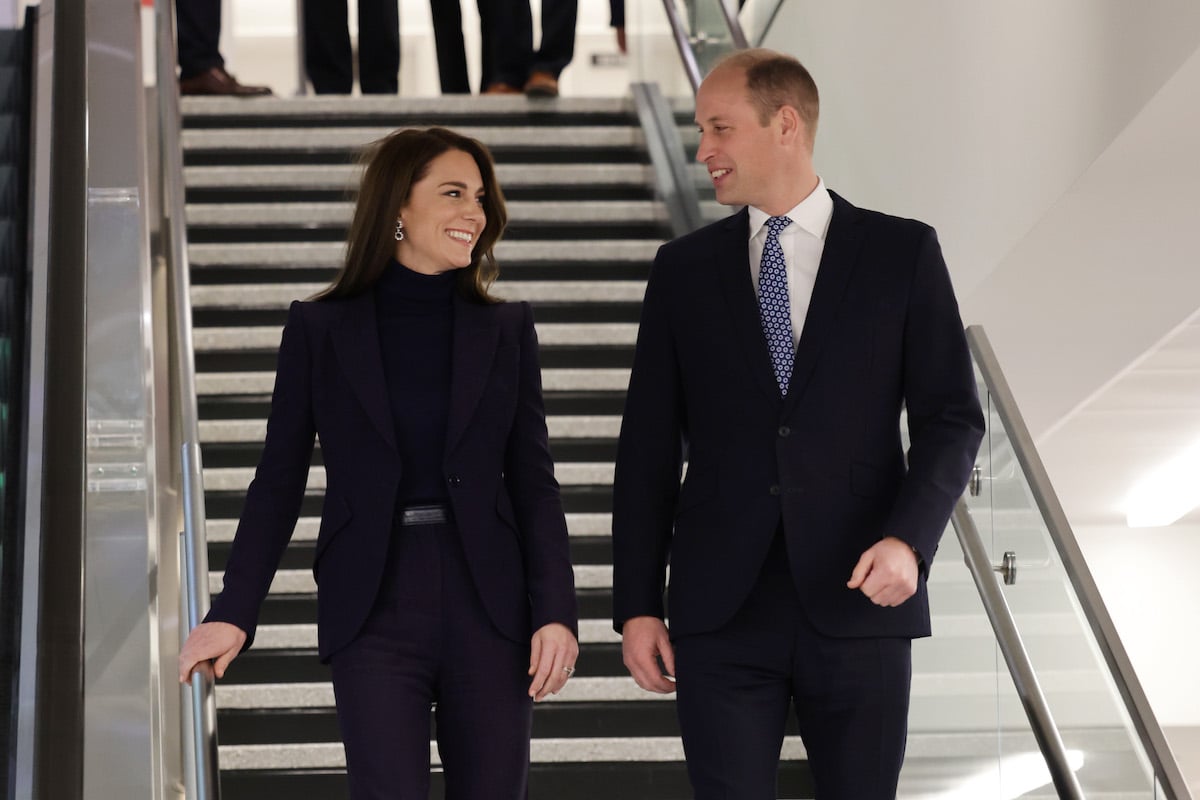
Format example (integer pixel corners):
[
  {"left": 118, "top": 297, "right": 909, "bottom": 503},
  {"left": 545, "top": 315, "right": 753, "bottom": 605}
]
[
  {"left": 483, "top": 82, "right": 522, "bottom": 95},
  {"left": 179, "top": 66, "right": 273, "bottom": 97},
  {"left": 523, "top": 71, "right": 559, "bottom": 98}
]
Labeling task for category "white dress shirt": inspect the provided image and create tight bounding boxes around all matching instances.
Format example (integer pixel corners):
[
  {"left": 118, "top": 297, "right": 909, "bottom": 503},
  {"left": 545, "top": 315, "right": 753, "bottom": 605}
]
[{"left": 748, "top": 179, "right": 834, "bottom": 350}]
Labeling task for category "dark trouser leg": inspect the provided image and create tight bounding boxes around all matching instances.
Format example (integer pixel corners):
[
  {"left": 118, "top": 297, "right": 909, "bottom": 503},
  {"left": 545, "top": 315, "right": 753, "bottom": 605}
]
[
  {"left": 175, "top": 0, "right": 224, "bottom": 78},
  {"left": 475, "top": 0, "right": 494, "bottom": 91},
  {"left": 486, "top": 0, "right": 533, "bottom": 87},
  {"left": 303, "top": 0, "right": 354, "bottom": 93},
  {"left": 791, "top": 626, "right": 911, "bottom": 800},
  {"left": 532, "top": 0, "right": 577, "bottom": 77},
  {"left": 434, "top": 521, "right": 533, "bottom": 799},
  {"left": 357, "top": 0, "right": 401, "bottom": 93},
  {"left": 673, "top": 536, "right": 797, "bottom": 800},
  {"left": 328, "top": 524, "right": 443, "bottom": 799},
  {"left": 430, "top": 0, "right": 470, "bottom": 93}
]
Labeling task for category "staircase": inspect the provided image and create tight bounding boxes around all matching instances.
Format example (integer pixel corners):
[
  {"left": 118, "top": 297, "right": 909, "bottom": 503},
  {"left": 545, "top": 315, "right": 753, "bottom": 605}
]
[{"left": 185, "top": 95, "right": 1154, "bottom": 799}]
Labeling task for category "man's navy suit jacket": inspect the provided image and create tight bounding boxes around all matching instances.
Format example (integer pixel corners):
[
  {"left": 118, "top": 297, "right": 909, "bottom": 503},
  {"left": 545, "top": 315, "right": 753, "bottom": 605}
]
[
  {"left": 613, "top": 192, "right": 985, "bottom": 641},
  {"left": 207, "top": 290, "right": 578, "bottom": 661}
]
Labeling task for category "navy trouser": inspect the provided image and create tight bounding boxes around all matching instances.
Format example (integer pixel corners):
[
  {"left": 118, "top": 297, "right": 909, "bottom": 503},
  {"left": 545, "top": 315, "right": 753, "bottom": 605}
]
[
  {"left": 329, "top": 518, "right": 533, "bottom": 799},
  {"left": 488, "top": 0, "right": 578, "bottom": 87},
  {"left": 175, "top": 0, "right": 223, "bottom": 79},
  {"left": 673, "top": 534, "right": 912, "bottom": 800},
  {"left": 302, "top": 0, "right": 400, "bottom": 94}
]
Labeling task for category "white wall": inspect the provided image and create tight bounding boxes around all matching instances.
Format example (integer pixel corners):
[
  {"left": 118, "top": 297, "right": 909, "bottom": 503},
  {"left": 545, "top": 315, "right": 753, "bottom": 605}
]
[
  {"left": 764, "top": 1, "right": 1200, "bottom": 436},
  {"left": 763, "top": 1, "right": 1200, "bottom": 729}
]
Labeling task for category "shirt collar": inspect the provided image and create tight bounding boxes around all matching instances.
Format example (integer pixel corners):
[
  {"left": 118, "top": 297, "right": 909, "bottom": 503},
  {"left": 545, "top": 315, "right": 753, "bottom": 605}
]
[{"left": 748, "top": 178, "right": 833, "bottom": 242}]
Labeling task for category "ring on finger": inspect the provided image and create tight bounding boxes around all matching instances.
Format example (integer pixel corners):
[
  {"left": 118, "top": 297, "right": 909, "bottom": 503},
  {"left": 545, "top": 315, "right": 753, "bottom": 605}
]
[{"left": 562, "top": 665, "right": 576, "bottom": 678}]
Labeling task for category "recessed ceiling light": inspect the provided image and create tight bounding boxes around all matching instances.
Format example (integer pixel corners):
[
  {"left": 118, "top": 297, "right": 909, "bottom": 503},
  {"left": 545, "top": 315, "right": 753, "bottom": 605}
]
[{"left": 1125, "top": 438, "right": 1200, "bottom": 528}]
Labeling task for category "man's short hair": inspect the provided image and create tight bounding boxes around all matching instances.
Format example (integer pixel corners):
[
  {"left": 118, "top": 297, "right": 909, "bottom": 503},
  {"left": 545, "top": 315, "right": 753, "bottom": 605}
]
[{"left": 714, "top": 49, "right": 819, "bottom": 140}]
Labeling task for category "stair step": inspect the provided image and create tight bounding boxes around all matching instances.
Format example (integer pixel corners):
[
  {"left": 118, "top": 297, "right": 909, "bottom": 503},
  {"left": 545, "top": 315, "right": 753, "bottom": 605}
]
[
  {"left": 183, "top": 126, "right": 651, "bottom": 154},
  {"left": 188, "top": 240, "right": 661, "bottom": 268},
  {"left": 191, "top": 280, "right": 647, "bottom": 309},
  {"left": 219, "top": 735, "right": 810, "bottom": 771},
  {"left": 187, "top": 200, "right": 669, "bottom": 227},
  {"left": 206, "top": 512, "right": 611, "bottom": 543},
  {"left": 196, "top": 368, "right": 632, "bottom": 395},
  {"left": 184, "top": 163, "right": 659, "bottom": 191},
  {"left": 212, "top": 570, "right": 616, "bottom": 603},
  {"left": 194, "top": 324, "right": 638, "bottom": 352}
]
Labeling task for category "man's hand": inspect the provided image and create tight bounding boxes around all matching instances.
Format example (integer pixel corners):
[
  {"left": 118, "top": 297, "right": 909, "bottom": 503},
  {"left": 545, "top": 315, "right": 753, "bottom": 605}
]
[
  {"left": 621, "top": 616, "right": 676, "bottom": 693},
  {"left": 178, "top": 621, "right": 247, "bottom": 684},
  {"left": 529, "top": 622, "right": 580, "bottom": 701},
  {"left": 847, "top": 537, "right": 920, "bottom": 607},
  {"left": 615, "top": 26, "right": 627, "bottom": 54}
]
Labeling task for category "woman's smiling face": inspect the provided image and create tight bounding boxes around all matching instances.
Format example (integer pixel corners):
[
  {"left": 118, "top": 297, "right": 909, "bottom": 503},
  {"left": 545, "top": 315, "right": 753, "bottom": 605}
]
[{"left": 394, "top": 148, "right": 487, "bottom": 274}]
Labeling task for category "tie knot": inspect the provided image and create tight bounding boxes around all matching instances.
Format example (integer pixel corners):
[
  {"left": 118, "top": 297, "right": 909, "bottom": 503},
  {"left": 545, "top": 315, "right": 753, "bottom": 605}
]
[{"left": 766, "top": 216, "right": 792, "bottom": 237}]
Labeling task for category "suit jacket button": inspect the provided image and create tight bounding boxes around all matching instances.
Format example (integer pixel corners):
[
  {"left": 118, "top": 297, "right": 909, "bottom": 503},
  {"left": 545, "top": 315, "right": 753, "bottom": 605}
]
[
  {"left": 778, "top": 426, "right": 791, "bottom": 437},
  {"left": 448, "top": 474, "right": 462, "bottom": 487},
  {"left": 769, "top": 484, "right": 781, "bottom": 496}
]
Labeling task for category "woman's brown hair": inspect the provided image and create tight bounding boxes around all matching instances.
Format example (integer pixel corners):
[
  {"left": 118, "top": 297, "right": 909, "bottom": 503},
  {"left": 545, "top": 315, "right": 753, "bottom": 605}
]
[{"left": 313, "top": 127, "right": 507, "bottom": 303}]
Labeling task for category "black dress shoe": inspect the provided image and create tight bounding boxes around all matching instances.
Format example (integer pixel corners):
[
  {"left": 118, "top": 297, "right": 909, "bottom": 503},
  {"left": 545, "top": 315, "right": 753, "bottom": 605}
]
[{"left": 179, "top": 67, "right": 273, "bottom": 97}]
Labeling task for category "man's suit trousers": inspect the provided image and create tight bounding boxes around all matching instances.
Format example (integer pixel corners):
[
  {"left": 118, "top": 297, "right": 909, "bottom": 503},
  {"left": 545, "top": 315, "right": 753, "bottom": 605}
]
[
  {"left": 303, "top": 0, "right": 400, "bottom": 94},
  {"left": 176, "top": 0, "right": 223, "bottom": 79},
  {"left": 673, "top": 533, "right": 912, "bottom": 800}
]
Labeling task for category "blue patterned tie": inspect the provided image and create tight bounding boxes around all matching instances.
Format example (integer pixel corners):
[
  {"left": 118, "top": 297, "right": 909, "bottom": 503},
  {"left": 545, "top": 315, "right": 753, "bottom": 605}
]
[{"left": 758, "top": 215, "right": 794, "bottom": 396}]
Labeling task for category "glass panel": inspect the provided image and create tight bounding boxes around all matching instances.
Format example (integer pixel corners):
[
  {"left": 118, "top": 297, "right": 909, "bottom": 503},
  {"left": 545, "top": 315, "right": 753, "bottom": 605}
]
[
  {"left": 628, "top": 0, "right": 741, "bottom": 91},
  {"left": 737, "top": 0, "right": 782, "bottom": 47},
  {"left": 628, "top": 0, "right": 695, "bottom": 95},
  {"left": 982, "top": 387, "right": 1158, "bottom": 797}
]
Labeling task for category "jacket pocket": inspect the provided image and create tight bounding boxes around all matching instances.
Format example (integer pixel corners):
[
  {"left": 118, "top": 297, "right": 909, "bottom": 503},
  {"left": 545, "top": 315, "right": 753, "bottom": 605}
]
[
  {"left": 314, "top": 493, "right": 353, "bottom": 562},
  {"left": 676, "top": 462, "right": 719, "bottom": 514}
]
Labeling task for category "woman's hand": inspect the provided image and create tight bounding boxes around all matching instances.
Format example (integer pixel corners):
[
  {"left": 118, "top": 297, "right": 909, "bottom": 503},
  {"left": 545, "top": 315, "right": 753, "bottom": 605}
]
[
  {"left": 528, "top": 622, "right": 579, "bottom": 701},
  {"left": 179, "top": 621, "right": 247, "bottom": 684}
]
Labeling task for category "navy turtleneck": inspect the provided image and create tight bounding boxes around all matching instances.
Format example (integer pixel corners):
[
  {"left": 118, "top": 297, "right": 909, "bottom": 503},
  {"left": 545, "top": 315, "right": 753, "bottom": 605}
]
[{"left": 374, "top": 259, "right": 458, "bottom": 506}]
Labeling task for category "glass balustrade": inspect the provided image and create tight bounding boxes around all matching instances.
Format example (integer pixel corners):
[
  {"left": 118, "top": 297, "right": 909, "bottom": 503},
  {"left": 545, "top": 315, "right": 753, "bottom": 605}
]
[{"left": 897, "top": 330, "right": 1189, "bottom": 797}]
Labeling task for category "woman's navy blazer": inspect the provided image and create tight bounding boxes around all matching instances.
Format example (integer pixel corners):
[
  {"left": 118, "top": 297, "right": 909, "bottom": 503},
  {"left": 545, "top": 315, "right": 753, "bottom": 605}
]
[{"left": 206, "top": 290, "right": 579, "bottom": 661}]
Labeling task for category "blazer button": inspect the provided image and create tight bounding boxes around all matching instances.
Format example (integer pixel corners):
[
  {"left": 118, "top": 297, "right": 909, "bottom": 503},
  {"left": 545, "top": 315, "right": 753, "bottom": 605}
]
[
  {"left": 448, "top": 474, "right": 463, "bottom": 487},
  {"left": 778, "top": 426, "right": 791, "bottom": 437},
  {"left": 769, "top": 484, "right": 781, "bottom": 496}
]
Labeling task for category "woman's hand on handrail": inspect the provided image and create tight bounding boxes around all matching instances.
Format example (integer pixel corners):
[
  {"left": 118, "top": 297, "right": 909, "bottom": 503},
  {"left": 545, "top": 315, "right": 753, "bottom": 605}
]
[{"left": 179, "top": 621, "right": 247, "bottom": 684}]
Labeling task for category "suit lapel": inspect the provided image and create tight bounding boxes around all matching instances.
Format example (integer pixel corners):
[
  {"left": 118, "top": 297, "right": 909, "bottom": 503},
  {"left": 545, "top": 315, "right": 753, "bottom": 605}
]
[
  {"left": 715, "top": 208, "right": 782, "bottom": 404},
  {"left": 445, "top": 295, "right": 499, "bottom": 456},
  {"left": 330, "top": 291, "right": 397, "bottom": 451},
  {"left": 783, "top": 192, "right": 866, "bottom": 415}
]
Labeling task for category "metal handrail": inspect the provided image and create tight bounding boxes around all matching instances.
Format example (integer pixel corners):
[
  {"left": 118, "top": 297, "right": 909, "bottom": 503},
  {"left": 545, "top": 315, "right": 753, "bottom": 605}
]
[
  {"left": 659, "top": 0, "right": 703, "bottom": 93},
  {"left": 965, "top": 325, "right": 1193, "bottom": 799},
  {"left": 718, "top": 0, "right": 750, "bottom": 49},
  {"left": 950, "top": 503, "right": 1085, "bottom": 799},
  {"left": 631, "top": 82, "right": 704, "bottom": 236},
  {"left": 153, "top": 1, "right": 221, "bottom": 797}
]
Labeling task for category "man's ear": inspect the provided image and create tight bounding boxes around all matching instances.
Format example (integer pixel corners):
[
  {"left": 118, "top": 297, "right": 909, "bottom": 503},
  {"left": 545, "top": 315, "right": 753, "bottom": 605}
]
[{"left": 776, "top": 104, "right": 804, "bottom": 144}]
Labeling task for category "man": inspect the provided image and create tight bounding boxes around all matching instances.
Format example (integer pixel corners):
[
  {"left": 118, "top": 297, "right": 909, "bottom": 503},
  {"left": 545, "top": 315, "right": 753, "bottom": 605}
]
[
  {"left": 612, "top": 49, "right": 984, "bottom": 799},
  {"left": 176, "top": 0, "right": 272, "bottom": 96}
]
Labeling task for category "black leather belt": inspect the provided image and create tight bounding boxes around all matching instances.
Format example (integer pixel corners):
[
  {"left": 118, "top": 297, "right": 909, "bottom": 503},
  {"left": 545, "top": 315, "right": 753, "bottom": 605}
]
[{"left": 399, "top": 503, "right": 450, "bottom": 526}]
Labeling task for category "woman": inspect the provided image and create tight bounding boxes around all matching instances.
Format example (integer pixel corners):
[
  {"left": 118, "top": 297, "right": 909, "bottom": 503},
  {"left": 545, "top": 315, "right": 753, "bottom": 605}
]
[{"left": 179, "top": 127, "right": 580, "bottom": 799}]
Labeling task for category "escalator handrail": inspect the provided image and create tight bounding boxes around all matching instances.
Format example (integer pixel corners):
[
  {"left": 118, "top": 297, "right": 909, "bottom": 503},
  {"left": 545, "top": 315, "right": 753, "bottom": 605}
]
[
  {"left": 153, "top": 2, "right": 221, "bottom": 798},
  {"left": 965, "top": 325, "right": 1193, "bottom": 799}
]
